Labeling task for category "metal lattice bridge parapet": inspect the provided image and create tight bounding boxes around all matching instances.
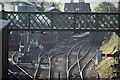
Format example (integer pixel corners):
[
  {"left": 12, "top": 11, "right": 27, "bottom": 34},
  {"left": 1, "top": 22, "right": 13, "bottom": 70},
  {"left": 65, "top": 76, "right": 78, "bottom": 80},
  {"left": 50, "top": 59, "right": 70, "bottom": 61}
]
[{"left": 2, "top": 11, "right": 120, "bottom": 31}]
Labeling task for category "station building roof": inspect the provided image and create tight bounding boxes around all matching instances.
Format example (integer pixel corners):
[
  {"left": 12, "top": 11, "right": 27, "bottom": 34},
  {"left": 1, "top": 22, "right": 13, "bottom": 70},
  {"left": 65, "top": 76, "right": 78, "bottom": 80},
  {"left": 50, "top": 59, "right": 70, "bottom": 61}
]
[{"left": 64, "top": 2, "right": 91, "bottom": 12}]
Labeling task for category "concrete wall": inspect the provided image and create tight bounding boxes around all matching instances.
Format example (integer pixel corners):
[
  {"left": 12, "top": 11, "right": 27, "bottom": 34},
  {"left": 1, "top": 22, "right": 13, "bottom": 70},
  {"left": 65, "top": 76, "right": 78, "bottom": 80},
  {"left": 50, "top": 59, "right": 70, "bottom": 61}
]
[{"left": 0, "top": 27, "right": 2, "bottom": 80}]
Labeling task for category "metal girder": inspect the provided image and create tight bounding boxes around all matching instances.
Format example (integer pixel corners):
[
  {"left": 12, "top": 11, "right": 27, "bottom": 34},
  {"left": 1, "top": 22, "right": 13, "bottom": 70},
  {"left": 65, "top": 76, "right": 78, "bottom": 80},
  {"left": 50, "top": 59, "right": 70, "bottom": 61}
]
[{"left": 2, "top": 11, "right": 120, "bottom": 31}]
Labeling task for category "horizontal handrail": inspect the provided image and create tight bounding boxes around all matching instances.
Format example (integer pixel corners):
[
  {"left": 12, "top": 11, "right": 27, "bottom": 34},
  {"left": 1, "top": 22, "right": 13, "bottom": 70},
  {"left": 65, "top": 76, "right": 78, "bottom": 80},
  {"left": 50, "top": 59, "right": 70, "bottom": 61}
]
[
  {"left": 1, "top": 11, "right": 120, "bottom": 14},
  {"left": 1, "top": 11, "right": 119, "bottom": 31}
]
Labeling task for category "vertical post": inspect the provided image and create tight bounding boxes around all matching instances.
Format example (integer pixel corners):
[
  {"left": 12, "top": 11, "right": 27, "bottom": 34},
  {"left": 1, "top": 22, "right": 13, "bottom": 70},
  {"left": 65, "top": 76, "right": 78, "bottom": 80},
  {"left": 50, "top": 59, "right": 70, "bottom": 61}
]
[
  {"left": 58, "top": 72, "right": 60, "bottom": 80},
  {"left": 2, "top": 27, "right": 9, "bottom": 79},
  {"left": 2, "top": 10, "right": 7, "bottom": 20},
  {"left": 2, "top": 9, "right": 4, "bottom": 19},
  {"left": 73, "top": 14, "right": 76, "bottom": 29},
  {"left": 96, "top": 49, "right": 102, "bottom": 65},
  {"left": 28, "top": 13, "right": 30, "bottom": 30},
  {"left": 96, "top": 14, "right": 99, "bottom": 29},
  {"left": 2, "top": 4, "right": 9, "bottom": 79},
  {"left": 97, "top": 73, "right": 100, "bottom": 80},
  {"left": 50, "top": 14, "right": 53, "bottom": 29},
  {"left": 96, "top": 49, "right": 102, "bottom": 80},
  {"left": 0, "top": 24, "right": 2, "bottom": 80}
]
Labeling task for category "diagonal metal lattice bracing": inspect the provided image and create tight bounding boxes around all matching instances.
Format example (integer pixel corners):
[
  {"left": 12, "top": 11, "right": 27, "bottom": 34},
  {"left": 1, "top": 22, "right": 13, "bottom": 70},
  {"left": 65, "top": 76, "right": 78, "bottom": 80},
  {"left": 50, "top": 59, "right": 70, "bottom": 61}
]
[{"left": 2, "top": 11, "right": 120, "bottom": 31}]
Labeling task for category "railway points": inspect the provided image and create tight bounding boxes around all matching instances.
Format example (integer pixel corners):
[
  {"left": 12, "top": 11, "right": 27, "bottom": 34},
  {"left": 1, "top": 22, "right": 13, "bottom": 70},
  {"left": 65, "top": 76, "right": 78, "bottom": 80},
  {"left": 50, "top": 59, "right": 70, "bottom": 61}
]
[{"left": 1, "top": 1, "right": 120, "bottom": 80}]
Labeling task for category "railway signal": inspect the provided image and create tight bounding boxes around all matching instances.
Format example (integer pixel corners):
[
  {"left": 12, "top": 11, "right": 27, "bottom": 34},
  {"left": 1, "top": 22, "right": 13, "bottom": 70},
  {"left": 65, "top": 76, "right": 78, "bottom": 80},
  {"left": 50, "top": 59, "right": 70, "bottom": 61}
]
[
  {"left": 96, "top": 50, "right": 119, "bottom": 65},
  {"left": 102, "top": 51, "right": 120, "bottom": 58},
  {"left": 101, "top": 54, "right": 117, "bottom": 57}
]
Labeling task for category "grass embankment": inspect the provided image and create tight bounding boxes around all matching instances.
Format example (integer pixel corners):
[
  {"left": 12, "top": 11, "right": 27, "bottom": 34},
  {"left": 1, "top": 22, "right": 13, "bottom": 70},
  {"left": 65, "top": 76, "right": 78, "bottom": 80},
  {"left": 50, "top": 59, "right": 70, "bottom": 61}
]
[{"left": 98, "top": 32, "right": 119, "bottom": 79}]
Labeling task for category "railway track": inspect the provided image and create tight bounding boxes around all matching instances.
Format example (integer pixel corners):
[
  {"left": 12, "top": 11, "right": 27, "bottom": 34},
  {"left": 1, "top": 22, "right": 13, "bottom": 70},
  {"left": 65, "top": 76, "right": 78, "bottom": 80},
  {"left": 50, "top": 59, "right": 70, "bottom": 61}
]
[
  {"left": 33, "top": 49, "right": 43, "bottom": 78},
  {"left": 47, "top": 37, "right": 87, "bottom": 79},
  {"left": 47, "top": 40, "right": 99, "bottom": 80},
  {"left": 67, "top": 46, "right": 99, "bottom": 80},
  {"left": 8, "top": 52, "right": 34, "bottom": 80},
  {"left": 8, "top": 69, "right": 20, "bottom": 80},
  {"left": 52, "top": 35, "right": 89, "bottom": 53},
  {"left": 8, "top": 32, "right": 96, "bottom": 80},
  {"left": 45, "top": 33, "right": 90, "bottom": 79},
  {"left": 80, "top": 46, "right": 99, "bottom": 79},
  {"left": 66, "top": 40, "right": 88, "bottom": 79},
  {"left": 77, "top": 46, "right": 91, "bottom": 80},
  {"left": 10, "top": 44, "right": 44, "bottom": 79},
  {"left": 48, "top": 44, "right": 91, "bottom": 79}
]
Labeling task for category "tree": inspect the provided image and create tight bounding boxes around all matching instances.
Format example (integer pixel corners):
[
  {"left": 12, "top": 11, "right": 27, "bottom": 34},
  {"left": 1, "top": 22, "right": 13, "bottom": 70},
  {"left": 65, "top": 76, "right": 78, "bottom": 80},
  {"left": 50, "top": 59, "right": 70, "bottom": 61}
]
[
  {"left": 50, "top": 2, "right": 60, "bottom": 9},
  {"left": 28, "top": 1, "right": 45, "bottom": 10},
  {"left": 40, "top": 1, "right": 45, "bottom": 9},
  {"left": 94, "top": 2, "right": 118, "bottom": 12}
]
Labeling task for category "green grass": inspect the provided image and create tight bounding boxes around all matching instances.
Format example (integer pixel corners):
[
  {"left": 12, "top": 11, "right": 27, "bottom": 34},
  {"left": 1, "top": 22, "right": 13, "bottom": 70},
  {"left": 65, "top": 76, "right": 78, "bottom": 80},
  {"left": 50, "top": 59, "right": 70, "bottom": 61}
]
[
  {"left": 98, "top": 32, "right": 119, "bottom": 79},
  {"left": 100, "top": 32, "right": 119, "bottom": 54},
  {"left": 98, "top": 57, "right": 117, "bottom": 78}
]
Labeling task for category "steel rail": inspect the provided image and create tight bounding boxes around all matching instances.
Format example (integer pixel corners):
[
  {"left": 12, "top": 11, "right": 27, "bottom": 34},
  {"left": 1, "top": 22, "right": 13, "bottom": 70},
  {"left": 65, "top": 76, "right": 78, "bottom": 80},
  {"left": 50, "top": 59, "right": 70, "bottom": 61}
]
[
  {"left": 32, "top": 53, "right": 50, "bottom": 79},
  {"left": 66, "top": 45, "right": 99, "bottom": 80},
  {"left": 47, "top": 36, "right": 77, "bottom": 79},
  {"left": 78, "top": 47, "right": 91, "bottom": 80},
  {"left": 66, "top": 44, "right": 90, "bottom": 79},
  {"left": 33, "top": 49, "right": 43, "bottom": 78},
  {"left": 9, "top": 51, "right": 35, "bottom": 79},
  {"left": 48, "top": 41, "right": 89, "bottom": 79},
  {"left": 47, "top": 41, "right": 84, "bottom": 79},
  {"left": 66, "top": 40, "right": 86, "bottom": 79},
  {"left": 47, "top": 33, "right": 89, "bottom": 79},
  {"left": 80, "top": 47, "right": 99, "bottom": 80},
  {"left": 48, "top": 49, "right": 55, "bottom": 80},
  {"left": 33, "top": 55, "right": 47, "bottom": 79},
  {"left": 8, "top": 69, "right": 20, "bottom": 80}
]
